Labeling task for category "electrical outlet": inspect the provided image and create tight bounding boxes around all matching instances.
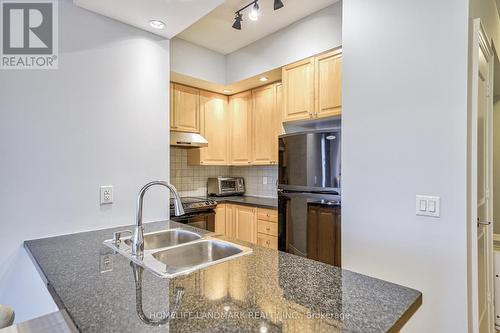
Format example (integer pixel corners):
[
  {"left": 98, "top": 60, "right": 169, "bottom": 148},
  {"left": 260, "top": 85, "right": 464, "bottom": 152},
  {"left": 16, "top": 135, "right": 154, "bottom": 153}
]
[
  {"left": 263, "top": 177, "right": 268, "bottom": 185},
  {"left": 100, "top": 254, "right": 113, "bottom": 273},
  {"left": 100, "top": 186, "right": 113, "bottom": 205},
  {"left": 416, "top": 195, "right": 440, "bottom": 217}
]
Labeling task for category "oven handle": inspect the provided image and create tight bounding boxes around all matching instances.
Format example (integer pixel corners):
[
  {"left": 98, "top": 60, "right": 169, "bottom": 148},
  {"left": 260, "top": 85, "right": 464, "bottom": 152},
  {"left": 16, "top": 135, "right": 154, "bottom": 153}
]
[
  {"left": 172, "top": 211, "right": 215, "bottom": 220},
  {"left": 278, "top": 191, "right": 341, "bottom": 201}
]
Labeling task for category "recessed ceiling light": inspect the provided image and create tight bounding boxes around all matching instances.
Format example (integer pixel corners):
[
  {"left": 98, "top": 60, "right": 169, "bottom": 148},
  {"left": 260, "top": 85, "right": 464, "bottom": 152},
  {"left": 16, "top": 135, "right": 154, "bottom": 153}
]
[
  {"left": 149, "top": 20, "right": 165, "bottom": 30},
  {"left": 223, "top": 89, "right": 232, "bottom": 93},
  {"left": 259, "top": 76, "right": 269, "bottom": 82}
]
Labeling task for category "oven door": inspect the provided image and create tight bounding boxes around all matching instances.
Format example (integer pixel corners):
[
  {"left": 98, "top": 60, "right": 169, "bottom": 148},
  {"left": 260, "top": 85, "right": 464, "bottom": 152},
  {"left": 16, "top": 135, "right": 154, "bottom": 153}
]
[{"left": 171, "top": 211, "right": 215, "bottom": 232}]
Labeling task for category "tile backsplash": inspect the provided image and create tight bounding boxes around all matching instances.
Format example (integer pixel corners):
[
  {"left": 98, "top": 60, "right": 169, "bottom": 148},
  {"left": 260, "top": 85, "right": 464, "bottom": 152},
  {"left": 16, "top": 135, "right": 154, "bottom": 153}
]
[{"left": 170, "top": 148, "right": 278, "bottom": 198}]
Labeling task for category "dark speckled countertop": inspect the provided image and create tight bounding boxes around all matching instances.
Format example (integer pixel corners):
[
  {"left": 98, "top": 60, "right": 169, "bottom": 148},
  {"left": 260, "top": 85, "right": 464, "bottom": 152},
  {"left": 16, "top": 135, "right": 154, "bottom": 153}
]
[
  {"left": 208, "top": 195, "right": 278, "bottom": 209},
  {"left": 25, "top": 221, "right": 421, "bottom": 332}
]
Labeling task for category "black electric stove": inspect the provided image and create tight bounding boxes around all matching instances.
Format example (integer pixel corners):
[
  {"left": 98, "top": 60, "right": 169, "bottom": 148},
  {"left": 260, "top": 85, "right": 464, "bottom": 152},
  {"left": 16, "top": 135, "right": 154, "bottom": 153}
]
[{"left": 169, "top": 197, "right": 217, "bottom": 231}]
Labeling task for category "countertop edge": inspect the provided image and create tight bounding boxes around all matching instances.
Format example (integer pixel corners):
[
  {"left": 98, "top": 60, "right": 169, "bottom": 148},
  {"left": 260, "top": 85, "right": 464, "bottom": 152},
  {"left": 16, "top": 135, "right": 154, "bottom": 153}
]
[
  {"left": 210, "top": 196, "right": 278, "bottom": 209},
  {"left": 388, "top": 293, "right": 422, "bottom": 332}
]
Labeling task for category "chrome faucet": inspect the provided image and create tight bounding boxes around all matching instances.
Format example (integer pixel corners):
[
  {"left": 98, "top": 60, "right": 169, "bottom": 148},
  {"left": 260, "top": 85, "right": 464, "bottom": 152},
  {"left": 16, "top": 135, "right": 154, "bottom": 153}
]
[{"left": 131, "top": 181, "right": 185, "bottom": 257}]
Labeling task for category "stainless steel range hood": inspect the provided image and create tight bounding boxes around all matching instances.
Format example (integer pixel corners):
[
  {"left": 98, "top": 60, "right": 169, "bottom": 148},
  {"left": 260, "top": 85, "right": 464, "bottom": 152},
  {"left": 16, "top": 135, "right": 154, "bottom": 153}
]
[{"left": 170, "top": 132, "right": 208, "bottom": 148}]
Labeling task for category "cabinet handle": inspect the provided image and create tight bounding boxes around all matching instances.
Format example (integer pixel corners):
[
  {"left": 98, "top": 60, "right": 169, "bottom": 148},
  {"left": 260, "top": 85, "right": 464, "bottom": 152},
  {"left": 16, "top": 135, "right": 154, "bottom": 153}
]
[
  {"left": 266, "top": 227, "right": 270, "bottom": 231},
  {"left": 266, "top": 240, "right": 270, "bottom": 245}
]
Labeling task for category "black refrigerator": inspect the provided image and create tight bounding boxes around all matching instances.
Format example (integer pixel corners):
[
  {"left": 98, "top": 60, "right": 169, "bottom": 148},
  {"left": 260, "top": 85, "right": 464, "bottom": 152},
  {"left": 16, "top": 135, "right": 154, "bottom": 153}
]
[{"left": 277, "top": 129, "right": 342, "bottom": 267}]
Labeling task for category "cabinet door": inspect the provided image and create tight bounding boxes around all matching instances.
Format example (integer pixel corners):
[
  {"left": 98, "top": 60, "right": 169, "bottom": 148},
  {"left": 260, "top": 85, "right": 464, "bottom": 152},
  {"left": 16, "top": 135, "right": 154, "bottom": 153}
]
[
  {"left": 172, "top": 83, "right": 200, "bottom": 133},
  {"left": 275, "top": 83, "right": 284, "bottom": 135},
  {"left": 315, "top": 50, "right": 342, "bottom": 118},
  {"left": 215, "top": 204, "right": 226, "bottom": 235},
  {"left": 252, "top": 84, "right": 276, "bottom": 165},
  {"left": 229, "top": 92, "right": 253, "bottom": 165},
  {"left": 234, "top": 205, "right": 257, "bottom": 244},
  {"left": 282, "top": 58, "right": 314, "bottom": 122},
  {"left": 225, "top": 204, "right": 235, "bottom": 238},
  {"left": 257, "top": 233, "right": 278, "bottom": 250},
  {"left": 307, "top": 204, "right": 341, "bottom": 267},
  {"left": 189, "top": 91, "right": 229, "bottom": 165}
]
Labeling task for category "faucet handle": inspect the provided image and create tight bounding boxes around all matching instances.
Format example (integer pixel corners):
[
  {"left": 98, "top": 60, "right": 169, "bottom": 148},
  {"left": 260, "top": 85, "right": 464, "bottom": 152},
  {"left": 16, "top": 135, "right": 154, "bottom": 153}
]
[{"left": 113, "top": 230, "right": 132, "bottom": 245}]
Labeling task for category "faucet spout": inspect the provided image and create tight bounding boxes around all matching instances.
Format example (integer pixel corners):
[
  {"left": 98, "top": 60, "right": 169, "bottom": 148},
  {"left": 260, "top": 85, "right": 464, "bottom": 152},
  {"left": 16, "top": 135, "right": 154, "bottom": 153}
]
[{"left": 131, "top": 181, "right": 184, "bottom": 257}]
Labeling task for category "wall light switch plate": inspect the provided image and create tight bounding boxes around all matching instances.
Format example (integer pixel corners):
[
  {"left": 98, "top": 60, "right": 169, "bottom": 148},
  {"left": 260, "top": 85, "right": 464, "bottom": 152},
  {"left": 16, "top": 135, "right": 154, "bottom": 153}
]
[
  {"left": 263, "top": 177, "right": 268, "bottom": 185},
  {"left": 416, "top": 195, "right": 440, "bottom": 217},
  {"left": 100, "top": 185, "right": 113, "bottom": 205}
]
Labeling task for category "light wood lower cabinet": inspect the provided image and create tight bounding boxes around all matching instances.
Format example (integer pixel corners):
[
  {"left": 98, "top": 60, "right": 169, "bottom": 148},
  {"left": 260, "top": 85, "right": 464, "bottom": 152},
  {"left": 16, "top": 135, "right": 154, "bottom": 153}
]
[
  {"left": 215, "top": 204, "right": 226, "bottom": 235},
  {"left": 187, "top": 91, "right": 229, "bottom": 165},
  {"left": 217, "top": 204, "right": 277, "bottom": 249},
  {"left": 257, "top": 233, "right": 278, "bottom": 250}
]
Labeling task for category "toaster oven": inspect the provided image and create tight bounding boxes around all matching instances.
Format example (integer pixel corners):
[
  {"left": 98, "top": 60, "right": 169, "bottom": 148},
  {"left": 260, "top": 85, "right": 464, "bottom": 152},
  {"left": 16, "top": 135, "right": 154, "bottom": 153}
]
[{"left": 207, "top": 177, "right": 245, "bottom": 196}]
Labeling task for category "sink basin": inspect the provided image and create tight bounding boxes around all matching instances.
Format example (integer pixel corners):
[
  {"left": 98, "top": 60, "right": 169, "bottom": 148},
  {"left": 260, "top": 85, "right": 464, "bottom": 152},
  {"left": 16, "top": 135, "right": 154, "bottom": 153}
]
[
  {"left": 148, "top": 239, "right": 252, "bottom": 277},
  {"left": 153, "top": 240, "right": 241, "bottom": 270},
  {"left": 123, "top": 229, "right": 201, "bottom": 250},
  {"left": 104, "top": 229, "right": 252, "bottom": 279}
]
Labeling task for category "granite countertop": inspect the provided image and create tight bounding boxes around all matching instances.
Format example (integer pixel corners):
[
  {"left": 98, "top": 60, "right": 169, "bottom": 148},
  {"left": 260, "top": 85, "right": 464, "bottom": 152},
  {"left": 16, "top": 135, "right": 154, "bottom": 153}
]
[
  {"left": 25, "top": 221, "right": 421, "bottom": 332},
  {"left": 209, "top": 195, "right": 278, "bottom": 209}
]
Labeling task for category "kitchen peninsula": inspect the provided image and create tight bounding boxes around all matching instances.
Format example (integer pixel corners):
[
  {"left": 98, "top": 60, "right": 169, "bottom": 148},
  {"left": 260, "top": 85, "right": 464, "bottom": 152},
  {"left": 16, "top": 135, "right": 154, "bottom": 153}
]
[{"left": 25, "top": 221, "right": 421, "bottom": 332}]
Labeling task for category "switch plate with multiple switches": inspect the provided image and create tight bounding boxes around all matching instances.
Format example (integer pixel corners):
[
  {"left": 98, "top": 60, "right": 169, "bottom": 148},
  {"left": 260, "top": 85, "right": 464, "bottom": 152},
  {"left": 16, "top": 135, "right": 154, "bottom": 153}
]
[
  {"left": 100, "top": 186, "right": 113, "bottom": 205},
  {"left": 416, "top": 195, "right": 440, "bottom": 217}
]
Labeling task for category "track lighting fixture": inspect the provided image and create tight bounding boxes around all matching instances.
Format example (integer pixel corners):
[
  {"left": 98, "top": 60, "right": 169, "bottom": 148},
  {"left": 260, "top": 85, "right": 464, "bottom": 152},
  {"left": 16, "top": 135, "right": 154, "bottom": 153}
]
[
  {"left": 232, "top": 0, "right": 284, "bottom": 30},
  {"left": 232, "top": 12, "right": 242, "bottom": 30}
]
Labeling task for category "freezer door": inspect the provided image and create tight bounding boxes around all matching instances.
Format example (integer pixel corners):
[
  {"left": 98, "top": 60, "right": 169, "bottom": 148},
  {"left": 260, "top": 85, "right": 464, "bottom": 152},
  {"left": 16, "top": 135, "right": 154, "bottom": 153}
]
[
  {"left": 278, "top": 191, "right": 341, "bottom": 267},
  {"left": 278, "top": 130, "right": 341, "bottom": 192}
]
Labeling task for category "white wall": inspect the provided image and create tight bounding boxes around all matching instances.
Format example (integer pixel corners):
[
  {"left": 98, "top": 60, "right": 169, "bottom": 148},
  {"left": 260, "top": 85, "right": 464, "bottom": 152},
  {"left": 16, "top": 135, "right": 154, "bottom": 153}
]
[
  {"left": 170, "top": 37, "right": 226, "bottom": 84},
  {"left": 342, "top": 0, "right": 469, "bottom": 331},
  {"left": 0, "top": 0, "right": 170, "bottom": 323},
  {"left": 226, "top": 2, "right": 342, "bottom": 83}
]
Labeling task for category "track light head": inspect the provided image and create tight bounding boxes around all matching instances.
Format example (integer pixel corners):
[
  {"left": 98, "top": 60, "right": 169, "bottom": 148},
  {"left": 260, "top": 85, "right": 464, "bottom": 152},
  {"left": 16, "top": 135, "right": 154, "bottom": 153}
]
[
  {"left": 232, "top": 12, "right": 242, "bottom": 30},
  {"left": 248, "top": 1, "right": 260, "bottom": 21},
  {"left": 274, "top": 0, "right": 284, "bottom": 10}
]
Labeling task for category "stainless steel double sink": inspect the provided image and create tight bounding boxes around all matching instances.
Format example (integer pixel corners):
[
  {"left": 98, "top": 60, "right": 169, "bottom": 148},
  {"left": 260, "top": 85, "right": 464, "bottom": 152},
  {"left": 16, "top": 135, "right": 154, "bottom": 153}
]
[{"left": 104, "top": 229, "right": 253, "bottom": 278}]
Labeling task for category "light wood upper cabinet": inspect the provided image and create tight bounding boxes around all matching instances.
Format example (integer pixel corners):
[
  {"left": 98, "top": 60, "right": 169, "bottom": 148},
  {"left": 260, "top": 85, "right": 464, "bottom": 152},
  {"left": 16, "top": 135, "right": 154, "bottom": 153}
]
[
  {"left": 171, "top": 83, "right": 200, "bottom": 133},
  {"left": 275, "top": 83, "right": 284, "bottom": 138},
  {"left": 282, "top": 49, "right": 342, "bottom": 122},
  {"left": 188, "top": 91, "right": 229, "bottom": 165},
  {"left": 315, "top": 49, "right": 342, "bottom": 118},
  {"left": 282, "top": 58, "right": 315, "bottom": 122},
  {"left": 234, "top": 205, "right": 257, "bottom": 244},
  {"left": 252, "top": 84, "right": 277, "bottom": 165},
  {"left": 229, "top": 91, "right": 253, "bottom": 165}
]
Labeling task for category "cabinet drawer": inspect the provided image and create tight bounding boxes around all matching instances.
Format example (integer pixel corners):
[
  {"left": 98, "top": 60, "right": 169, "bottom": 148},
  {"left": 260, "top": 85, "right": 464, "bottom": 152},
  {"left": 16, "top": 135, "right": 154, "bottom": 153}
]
[
  {"left": 257, "top": 208, "right": 278, "bottom": 223},
  {"left": 257, "top": 233, "right": 278, "bottom": 250},
  {"left": 257, "top": 219, "right": 278, "bottom": 236}
]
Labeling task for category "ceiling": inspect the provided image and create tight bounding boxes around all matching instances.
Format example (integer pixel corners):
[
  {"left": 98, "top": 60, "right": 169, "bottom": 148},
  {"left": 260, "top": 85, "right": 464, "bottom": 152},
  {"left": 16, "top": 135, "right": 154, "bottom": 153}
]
[
  {"left": 177, "top": 0, "right": 339, "bottom": 54},
  {"left": 73, "top": 0, "right": 224, "bottom": 39},
  {"left": 171, "top": 67, "right": 282, "bottom": 95}
]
